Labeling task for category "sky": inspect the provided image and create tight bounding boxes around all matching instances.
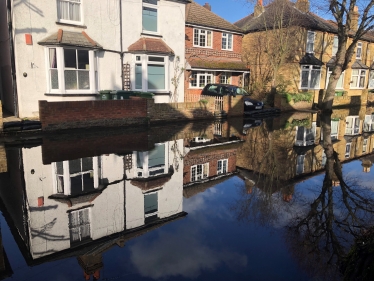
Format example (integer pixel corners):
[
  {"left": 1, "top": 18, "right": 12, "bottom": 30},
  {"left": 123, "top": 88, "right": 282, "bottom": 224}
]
[{"left": 194, "top": 0, "right": 255, "bottom": 24}]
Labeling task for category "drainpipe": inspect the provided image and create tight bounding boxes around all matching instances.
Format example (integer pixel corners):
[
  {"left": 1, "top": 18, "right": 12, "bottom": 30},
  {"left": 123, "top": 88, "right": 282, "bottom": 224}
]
[
  {"left": 120, "top": 0, "right": 124, "bottom": 90},
  {"left": 7, "top": 0, "right": 18, "bottom": 117}
]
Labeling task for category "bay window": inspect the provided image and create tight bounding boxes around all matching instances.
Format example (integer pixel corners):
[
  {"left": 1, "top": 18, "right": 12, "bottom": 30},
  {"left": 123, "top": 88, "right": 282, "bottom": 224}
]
[
  {"left": 300, "top": 65, "right": 321, "bottom": 89},
  {"left": 194, "top": 29, "right": 212, "bottom": 48},
  {"left": 133, "top": 55, "right": 168, "bottom": 92},
  {"left": 142, "top": 0, "right": 158, "bottom": 33},
  {"left": 345, "top": 116, "right": 360, "bottom": 135},
  {"left": 222, "top": 33, "right": 233, "bottom": 50},
  {"left": 47, "top": 47, "right": 97, "bottom": 94},
  {"left": 350, "top": 69, "right": 366, "bottom": 88},
  {"left": 368, "top": 70, "right": 374, "bottom": 88},
  {"left": 57, "top": 0, "right": 82, "bottom": 24},
  {"left": 326, "top": 68, "right": 344, "bottom": 89},
  {"left": 190, "top": 71, "right": 213, "bottom": 88}
]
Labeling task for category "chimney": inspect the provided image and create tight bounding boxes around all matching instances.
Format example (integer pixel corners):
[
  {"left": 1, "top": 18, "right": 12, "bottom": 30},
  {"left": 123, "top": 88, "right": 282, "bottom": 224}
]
[
  {"left": 203, "top": 3, "right": 211, "bottom": 11},
  {"left": 350, "top": 6, "right": 359, "bottom": 31},
  {"left": 295, "top": 0, "right": 310, "bottom": 13},
  {"left": 254, "top": 0, "right": 264, "bottom": 17}
]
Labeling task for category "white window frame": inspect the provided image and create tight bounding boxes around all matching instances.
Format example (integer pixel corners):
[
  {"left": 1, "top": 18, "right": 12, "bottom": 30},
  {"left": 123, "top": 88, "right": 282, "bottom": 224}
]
[
  {"left": 217, "top": 159, "right": 228, "bottom": 175},
  {"left": 132, "top": 54, "right": 169, "bottom": 93},
  {"left": 46, "top": 47, "right": 97, "bottom": 94},
  {"left": 356, "top": 42, "right": 362, "bottom": 59},
  {"left": 190, "top": 71, "right": 213, "bottom": 88},
  {"left": 345, "top": 143, "right": 351, "bottom": 158},
  {"left": 142, "top": 0, "right": 159, "bottom": 34},
  {"left": 52, "top": 157, "right": 100, "bottom": 195},
  {"left": 332, "top": 36, "right": 338, "bottom": 56},
  {"left": 306, "top": 31, "right": 315, "bottom": 53},
  {"left": 191, "top": 163, "right": 209, "bottom": 182},
  {"left": 363, "top": 138, "right": 368, "bottom": 153},
  {"left": 350, "top": 69, "right": 366, "bottom": 89},
  {"left": 220, "top": 72, "right": 231, "bottom": 84},
  {"left": 193, "top": 28, "right": 212, "bottom": 48},
  {"left": 68, "top": 207, "right": 91, "bottom": 244},
  {"left": 222, "top": 33, "right": 233, "bottom": 50},
  {"left": 345, "top": 116, "right": 360, "bottom": 135},
  {"left": 300, "top": 65, "right": 321, "bottom": 89},
  {"left": 326, "top": 68, "right": 344, "bottom": 89},
  {"left": 296, "top": 155, "right": 305, "bottom": 175},
  {"left": 368, "top": 70, "right": 374, "bottom": 88},
  {"left": 295, "top": 122, "right": 316, "bottom": 146},
  {"left": 144, "top": 191, "right": 158, "bottom": 218},
  {"left": 57, "top": 0, "right": 83, "bottom": 25},
  {"left": 364, "top": 114, "right": 374, "bottom": 132}
]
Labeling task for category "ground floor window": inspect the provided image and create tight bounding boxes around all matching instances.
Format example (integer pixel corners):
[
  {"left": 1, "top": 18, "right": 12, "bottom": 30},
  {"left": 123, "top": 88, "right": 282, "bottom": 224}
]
[
  {"left": 295, "top": 122, "right": 316, "bottom": 146},
  {"left": 326, "top": 68, "right": 344, "bottom": 89},
  {"left": 345, "top": 116, "right": 360, "bottom": 135},
  {"left": 300, "top": 65, "right": 321, "bottom": 89},
  {"left": 69, "top": 208, "right": 91, "bottom": 244},
  {"left": 217, "top": 159, "right": 228, "bottom": 175},
  {"left": 190, "top": 71, "right": 213, "bottom": 88},
  {"left": 191, "top": 163, "right": 209, "bottom": 181},
  {"left": 220, "top": 72, "right": 231, "bottom": 84},
  {"left": 364, "top": 114, "right": 374, "bottom": 132},
  {"left": 350, "top": 69, "right": 366, "bottom": 89},
  {"left": 369, "top": 70, "right": 374, "bottom": 88}
]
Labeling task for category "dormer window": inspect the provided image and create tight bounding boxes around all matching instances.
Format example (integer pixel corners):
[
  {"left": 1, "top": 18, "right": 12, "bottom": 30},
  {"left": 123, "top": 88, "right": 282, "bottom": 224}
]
[
  {"left": 193, "top": 29, "right": 212, "bottom": 48},
  {"left": 57, "top": 0, "right": 82, "bottom": 24},
  {"left": 306, "top": 31, "right": 315, "bottom": 53},
  {"left": 356, "top": 42, "right": 362, "bottom": 59},
  {"left": 222, "top": 33, "right": 233, "bottom": 50}
]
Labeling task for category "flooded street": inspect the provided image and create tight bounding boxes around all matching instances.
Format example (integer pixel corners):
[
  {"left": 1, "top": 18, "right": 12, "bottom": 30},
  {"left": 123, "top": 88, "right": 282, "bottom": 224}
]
[{"left": 0, "top": 107, "right": 373, "bottom": 280}]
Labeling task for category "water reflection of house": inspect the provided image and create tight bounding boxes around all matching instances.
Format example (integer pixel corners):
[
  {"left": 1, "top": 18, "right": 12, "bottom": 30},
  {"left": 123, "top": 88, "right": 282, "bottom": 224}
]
[{"left": 0, "top": 139, "right": 186, "bottom": 271}]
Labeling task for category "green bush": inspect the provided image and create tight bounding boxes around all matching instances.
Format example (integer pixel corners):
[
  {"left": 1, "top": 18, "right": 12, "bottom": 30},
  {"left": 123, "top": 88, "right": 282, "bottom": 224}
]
[{"left": 282, "top": 92, "right": 313, "bottom": 103}]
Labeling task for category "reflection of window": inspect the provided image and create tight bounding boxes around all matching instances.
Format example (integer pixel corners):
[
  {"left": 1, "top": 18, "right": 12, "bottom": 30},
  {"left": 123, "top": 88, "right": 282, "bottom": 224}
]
[
  {"left": 144, "top": 192, "right": 158, "bottom": 217},
  {"left": 69, "top": 208, "right": 91, "bottom": 244},
  {"left": 190, "top": 71, "right": 213, "bottom": 88},
  {"left": 326, "top": 68, "right": 344, "bottom": 89},
  {"left": 321, "top": 150, "right": 327, "bottom": 167},
  {"left": 136, "top": 144, "right": 166, "bottom": 178},
  {"left": 332, "top": 36, "right": 338, "bottom": 56},
  {"left": 191, "top": 163, "right": 209, "bottom": 182},
  {"left": 222, "top": 33, "right": 233, "bottom": 50},
  {"left": 300, "top": 65, "right": 321, "bottom": 89},
  {"left": 295, "top": 122, "right": 316, "bottom": 146},
  {"left": 57, "top": 0, "right": 82, "bottom": 24},
  {"left": 345, "top": 116, "right": 360, "bottom": 135},
  {"left": 47, "top": 47, "right": 97, "bottom": 94},
  {"left": 364, "top": 114, "right": 374, "bottom": 132},
  {"left": 356, "top": 42, "right": 362, "bottom": 59},
  {"left": 220, "top": 72, "right": 231, "bottom": 84},
  {"left": 306, "top": 31, "right": 315, "bottom": 53},
  {"left": 217, "top": 159, "right": 228, "bottom": 175},
  {"left": 296, "top": 155, "right": 305, "bottom": 175},
  {"left": 194, "top": 29, "right": 212, "bottom": 48},
  {"left": 345, "top": 143, "right": 351, "bottom": 158},
  {"left": 331, "top": 120, "right": 339, "bottom": 140},
  {"left": 369, "top": 71, "right": 374, "bottom": 88},
  {"left": 54, "top": 157, "right": 100, "bottom": 196},
  {"left": 142, "top": 0, "right": 158, "bottom": 33},
  {"left": 350, "top": 69, "right": 366, "bottom": 89},
  {"left": 363, "top": 138, "right": 368, "bottom": 153},
  {"left": 133, "top": 55, "right": 167, "bottom": 92}
]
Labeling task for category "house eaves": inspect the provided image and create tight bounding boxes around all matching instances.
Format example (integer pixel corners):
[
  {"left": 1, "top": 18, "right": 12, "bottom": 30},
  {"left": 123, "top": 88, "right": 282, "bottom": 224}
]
[{"left": 38, "top": 29, "right": 102, "bottom": 49}]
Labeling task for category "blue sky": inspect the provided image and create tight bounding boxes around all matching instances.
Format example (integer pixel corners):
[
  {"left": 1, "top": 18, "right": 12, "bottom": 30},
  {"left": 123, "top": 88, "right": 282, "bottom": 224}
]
[{"left": 194, "top": 0, "right": 254, "bottom": 24}]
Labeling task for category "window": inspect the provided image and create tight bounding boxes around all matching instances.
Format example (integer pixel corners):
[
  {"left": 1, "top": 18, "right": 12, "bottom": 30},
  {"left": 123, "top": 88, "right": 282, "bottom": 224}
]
[
  {"left": 69, "top": 208, "right": 91, "bottom": 244},
  {"left": 142, "top": 0, "right": 158, "bottom": 33},
  {"left": 300, "top": 65, "right": 321, "bottom": 89},
  {"left": 321, "top": 150, "right": 327, "bottom": 167},
  {"left": 136, "top": 144, "right": 167, "bottom": 178},
  {"left": 331, "top": 120, "right": 339, "bottom": 140},
  {"left": 306, "top": 31, "right": 315, "bottom": 53},
  {"left": 191, "top": 163, "right": 209, "bottom": 182},
  {"left": 222, "top": 33, "right": 233, "bottom": 50},
  {"left": 190, "top": 71, "right": 213, "bottom": 88},
  {"left": 47, "top": 47, "right": 97, "bottom": 94},
  {"left": 144, "top": 192, "right": 158, "bottom": 218},
  {"left": 217, "top": 159, "right": 228, "bottom": 175},
  {"left": 295, "top": 122, "right": 316, "bottom": 146},
  {"left": 326, "top": 68, "right": 344, "bottom": 89},
  {"left": 364, "top": 114, "right": 374, "bottom": 132},
  {"left": 345, "top": 116, "right": 360, "bottom": 135},
  {"left": 345, "top": 143, "right": 351, "bottom": 158},
  {"left": 220, "top": 72, "right": 231, "bottom": 84},
  {"left": 54, "top": 157, "right": 100, "bottom": 195},
  {"left": 350, "top": 69, "right": 366, "bottom": 88},
  {"left": 368, "top": 70, "right": 374, "bottom": 88},
  {"left": 57, "top": 0, "right": 82, "bottom": 24},
  {"left": 194, "top": 29, "right": 212, "bottom": 48},
  {"left": 296, "top": 155, "right": 305, "bottom": 175},
  {"left": 356, "top": 42, "right": 362, "bottom": 59},
  {"left": 133, "top": 55, "right": 168, "bottom": 92},
  {"left": 363, "top": 138, "right": 368, "bottom": 153},
  {"left": 332, "top": 36, "right": 338, "bottom": 56}
]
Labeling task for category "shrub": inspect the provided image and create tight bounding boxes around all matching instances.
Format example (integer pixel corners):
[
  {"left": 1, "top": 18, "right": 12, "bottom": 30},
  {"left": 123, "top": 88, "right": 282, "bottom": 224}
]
[{"left": 282, "top": 92, "right": 313, "bottom": 103}]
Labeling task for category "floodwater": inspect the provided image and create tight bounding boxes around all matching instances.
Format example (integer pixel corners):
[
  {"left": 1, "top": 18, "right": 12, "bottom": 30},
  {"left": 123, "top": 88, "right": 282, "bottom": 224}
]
[{"left": 0, "top": 107, "right": 373, "bottom": 281}]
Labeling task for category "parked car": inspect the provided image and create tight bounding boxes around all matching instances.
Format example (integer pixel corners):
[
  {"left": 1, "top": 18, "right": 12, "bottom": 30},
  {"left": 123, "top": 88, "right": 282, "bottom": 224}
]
[{"left": 201, "top": 84, "right": 263, "bottom": 111}]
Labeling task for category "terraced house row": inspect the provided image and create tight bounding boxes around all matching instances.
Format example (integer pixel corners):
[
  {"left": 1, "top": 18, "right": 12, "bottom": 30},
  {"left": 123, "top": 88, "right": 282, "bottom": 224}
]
[{"left": 1, "top": 0, "right": 374, "bottom": 120}]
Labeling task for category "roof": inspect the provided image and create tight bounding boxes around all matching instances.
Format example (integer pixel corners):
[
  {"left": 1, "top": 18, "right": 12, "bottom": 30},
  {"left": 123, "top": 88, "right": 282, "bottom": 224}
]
[
  {"left": 234, "top": 0, "right": 337, "bottom": 34},
  {"left": 351, "top": 60, "right": 369, "bottom": 69},
  {"left": 38, "top": 29, "right": 102, "bottom": 48},
  {"left": 188, "top": 58, "right": 248, "bottom": 71},
  {"left": 299, "top": 53, "right": 323, "bottom": 66},
  {"left": 186, "top": 1, "right": 244, "bottom": 33},
  {"left": 128, "top": 38, "right": 174, "bottom": 55}
]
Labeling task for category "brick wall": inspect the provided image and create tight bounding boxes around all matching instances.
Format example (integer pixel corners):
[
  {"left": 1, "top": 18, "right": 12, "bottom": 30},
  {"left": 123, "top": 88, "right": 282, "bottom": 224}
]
[
  {"left": 0, "top": 101, "right": 3, "bottom": 131},
  {"left": 274, "top": 94, "right": 313, "bottom": 111}
]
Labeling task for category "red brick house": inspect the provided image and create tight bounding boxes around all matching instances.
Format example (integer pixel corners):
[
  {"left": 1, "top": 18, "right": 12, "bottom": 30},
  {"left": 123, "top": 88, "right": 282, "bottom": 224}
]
[{"left": 184, "top": 1, "right": 249, "bottom": 99}]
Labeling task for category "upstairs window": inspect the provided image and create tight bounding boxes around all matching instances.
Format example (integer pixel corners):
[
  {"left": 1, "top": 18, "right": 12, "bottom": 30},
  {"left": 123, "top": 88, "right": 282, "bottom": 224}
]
[
  {"left": 222, "top": 33, "right": 233, "bottom": 50},
  {"left": 69, "top": 208, "right": 91, "bottom": 244},
  {"left": 332, "top": 36, "right": 338, "bottom": 56},
  {"left": 57, "top": 0, "right": 82, "bottom": 24},
  {"left": 142, "top": 0, "right": 158, "bottom": 33},
  {"left": 356, "top": 42, "right": 362, "bottom": 59},
  {"left": 350, "top": 69, "right": 366, "bottom": 89},
  {"left": 306, "top": 31, "right": 315, "bottom": 53},
  {"left": 300, "top": 65, "right": 321, "bottom": 89},
  {"left": 194, "top": 29, "right": 212, "bottom": 48}
]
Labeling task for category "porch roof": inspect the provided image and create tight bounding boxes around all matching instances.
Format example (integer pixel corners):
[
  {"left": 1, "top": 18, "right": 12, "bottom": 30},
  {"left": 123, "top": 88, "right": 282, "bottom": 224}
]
[
  {"left": 128, "top": 38, "right": 174, "bottom": 55},
  {"left": 38, "top": 29, "right": 102, "bottom": 48}
]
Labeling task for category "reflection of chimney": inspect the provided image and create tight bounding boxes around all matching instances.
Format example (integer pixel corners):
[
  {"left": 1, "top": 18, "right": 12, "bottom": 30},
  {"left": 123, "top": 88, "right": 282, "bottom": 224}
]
[
  {"left": 296, "top": 0, "right": 310, "bottom": 13},
  {"left": 203, "top": 2, "right": 211, "bottom": 11},
  {"left": 350, "top": 6, "right": 359, "bottom": 32},
  {"left": 282, "top": 194, "right": 293, "bottom": 202},
  {"left": 254, "top": 0, "right": 264, "bottom": 17},
  {"left": 361, "top": 159, "right": 372, "bottom": 173}
]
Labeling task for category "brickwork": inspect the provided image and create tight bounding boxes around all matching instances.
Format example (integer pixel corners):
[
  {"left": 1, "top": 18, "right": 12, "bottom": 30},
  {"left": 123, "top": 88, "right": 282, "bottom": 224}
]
[
  {"left": 0, "top": 145, "right": 7, "bottom": 173},
  {"left": 0, "top": 101, "right": 3, "bottom": 131}
]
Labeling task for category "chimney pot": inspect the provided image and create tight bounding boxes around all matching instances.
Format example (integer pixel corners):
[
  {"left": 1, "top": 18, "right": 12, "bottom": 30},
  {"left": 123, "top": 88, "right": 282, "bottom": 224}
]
[{"left": 203, "top": 3, "right": 211, "bottom": 11}]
